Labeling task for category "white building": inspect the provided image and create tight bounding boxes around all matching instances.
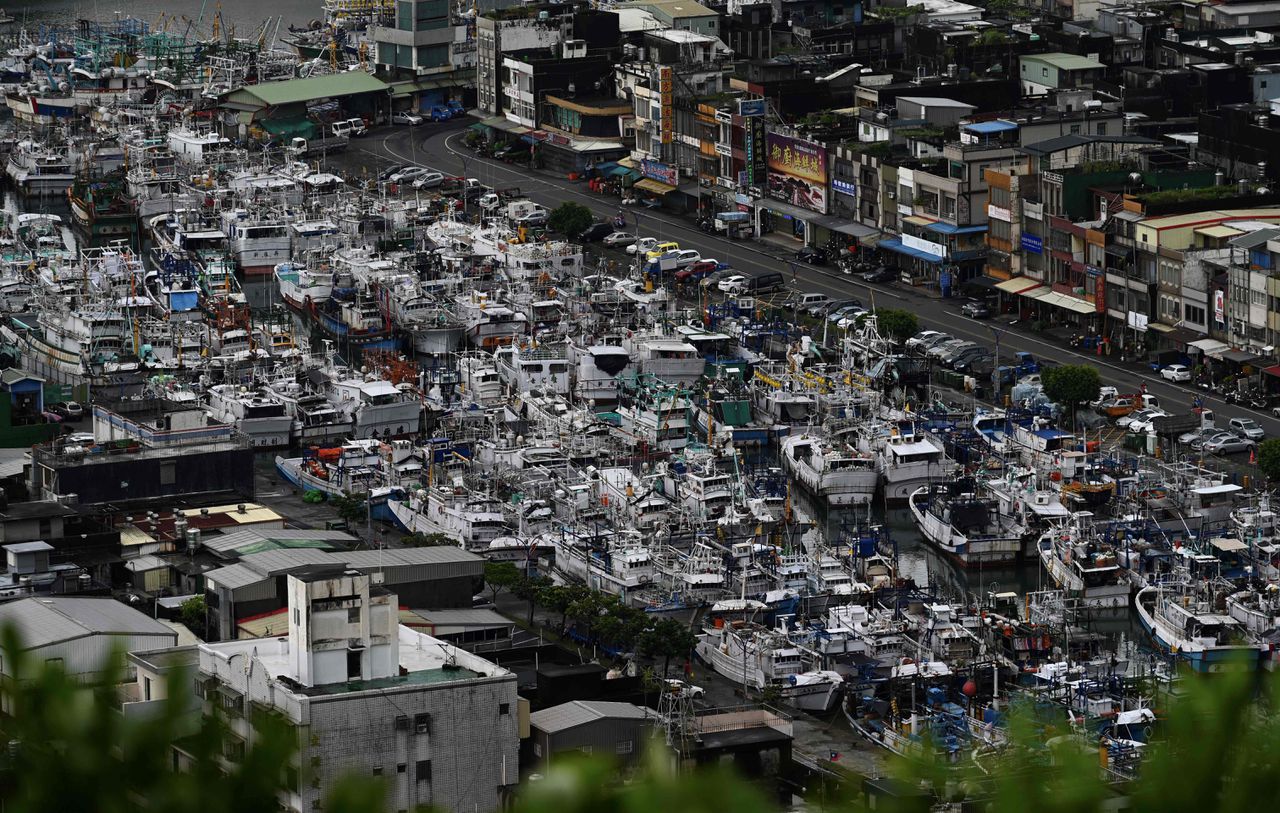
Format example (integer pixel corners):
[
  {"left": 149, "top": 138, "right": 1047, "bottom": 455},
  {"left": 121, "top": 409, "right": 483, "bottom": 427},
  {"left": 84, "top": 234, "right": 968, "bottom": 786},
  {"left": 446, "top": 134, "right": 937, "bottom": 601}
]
[
  {"left": 0, "top": 596, "right": 177, "bottom": 686},
  {"left": 196, "top": 567, "right": 519, "bottom": 813}
]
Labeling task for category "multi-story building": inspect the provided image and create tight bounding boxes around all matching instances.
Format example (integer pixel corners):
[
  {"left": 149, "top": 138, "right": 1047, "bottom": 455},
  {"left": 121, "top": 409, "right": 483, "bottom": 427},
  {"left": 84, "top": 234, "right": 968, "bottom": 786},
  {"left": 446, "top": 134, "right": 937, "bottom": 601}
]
[
  {"left": 1017, "top": 52, "right": 1106, "bottom": 98},
  {"left": 476, "top": 12, "right": 569, "bottom": 116},
  {"left": 369, "top": 0, "right": 476, "bottom": 108},
  {"left": 196, "top": 568, "right": 519, "bottom": 813}
]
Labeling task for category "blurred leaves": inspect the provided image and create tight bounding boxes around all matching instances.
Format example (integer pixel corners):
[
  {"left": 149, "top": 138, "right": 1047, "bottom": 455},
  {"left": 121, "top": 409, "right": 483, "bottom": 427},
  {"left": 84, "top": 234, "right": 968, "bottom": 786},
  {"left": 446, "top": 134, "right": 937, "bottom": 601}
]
[{"left": 7, "top": 617, "right": 1280, "bottom": 813}]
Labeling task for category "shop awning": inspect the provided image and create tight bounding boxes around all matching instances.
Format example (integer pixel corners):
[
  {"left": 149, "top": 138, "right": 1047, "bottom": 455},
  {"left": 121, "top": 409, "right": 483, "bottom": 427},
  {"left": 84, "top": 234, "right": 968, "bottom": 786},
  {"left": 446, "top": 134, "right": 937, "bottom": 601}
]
[
  {"left": 995, "top": 277, "right": 1043, "bottom": 294},
  {"left": 634, "top": 178, "right": 678, "bottom": 195},
  {"left": 811, "top": 215, "right": 878, "bottom": 239},
  {"left": 1220, "top": 349, "right": 1267, "bottom": 364},
  {"left": 965, "top": 276, "right": 1003, "bottom": 292},
  {"left": 478, "top": 116, "right": 531, "bottom": 135},
  {"left": 925, "top": 221, "right": 987, "bottom": 235},
  {"left": 611, "top": 166, "right": 641, "bottom": 180},
  {"left": 1188, "top": 338, "right": 1231, "bottom": 356},
  {"left": 1021, "top": 286, "right": 1051, "bottom": 300},
  {"left": 878, "top": 237, "right": 944, "bottom": 264},
  {"left": 1262, "top": 365, "right": 1280, "bottom": 378},
  {"left": 757, "top": 198, "right": 822, "bottom": 221},
  {"left": 1038, "top": 291, "right": 1095, "bottom": 314}
]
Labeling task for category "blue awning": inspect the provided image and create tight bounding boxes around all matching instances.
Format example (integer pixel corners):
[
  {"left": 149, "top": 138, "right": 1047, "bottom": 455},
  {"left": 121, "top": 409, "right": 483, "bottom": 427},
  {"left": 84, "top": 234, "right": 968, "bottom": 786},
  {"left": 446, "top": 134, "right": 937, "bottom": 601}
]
[
  {"left": 594, "top": 161, "right": 619, "bottom": 173},
  {"left": 925, "top": 222, "right": 988, "bottom": 235},
  {"left": 878, "top": 237, "right": 944, "bottom": 264},
  {"left": 962, "top": 119, "right": 1018, "bottom": 135}
]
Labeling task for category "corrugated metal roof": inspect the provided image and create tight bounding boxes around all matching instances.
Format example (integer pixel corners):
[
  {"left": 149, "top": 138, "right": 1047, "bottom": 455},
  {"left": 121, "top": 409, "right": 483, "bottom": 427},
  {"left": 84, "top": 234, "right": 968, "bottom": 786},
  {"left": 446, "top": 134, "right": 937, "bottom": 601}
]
[
  {"left": 343, "top": 547, "right": 481, "bottom": 567},
  {"left": 206, "top": 563, "right": 268, "bottom": 590},
  {"left": 229, "top": 72, "right": 387, "bottom": 107},
  {"left": 411, "top": 608, "right": 514, "bottom": 627},
  {"left": 124, "top": 555, "right": 169, "bottom": 572},
  {"left": 0, "top": 597, "right": 174, "bottom": 649},
  {"left": 204, "top": 528, "right": 354, "bottom": 556},
  {"left": 238, "top": 548, "right": 335, "bottom": 574},
  {"left": 530, "top": 700, "right": 648, "bottom": 734}
]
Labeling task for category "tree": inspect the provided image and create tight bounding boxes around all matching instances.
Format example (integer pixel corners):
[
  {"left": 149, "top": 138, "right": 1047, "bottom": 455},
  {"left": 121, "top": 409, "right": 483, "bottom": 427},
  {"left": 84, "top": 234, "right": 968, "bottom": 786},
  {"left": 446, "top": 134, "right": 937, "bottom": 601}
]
[
  {"left": 875, "top": 308, "right": 919, "bottom": 344},
  {"left": 547, "top": 201, "right": 594, "bottom": 237},
  {"left": 329, "top": 494, "right": 367, "bottom": 527},
  {"left": 637, "top": 618, "right": 697, "bottom": 676},
  {"left": 1259, "top": 438, "right": 1280, "bottom": 481},
  {"left": 539, "top": 583, "right": 587, "bottom": 634},
  {"left": 483, "top": 561, "right": 521, "bottom": 605},
  {"left": 179, "top": 596, "right": 207, "bottom": 640},
  {"left": 1041, "top": 364, "right": 1101, "bottom": 411},
  {"left": 512, "top": 575, "right": 550, "bottom": 626}
]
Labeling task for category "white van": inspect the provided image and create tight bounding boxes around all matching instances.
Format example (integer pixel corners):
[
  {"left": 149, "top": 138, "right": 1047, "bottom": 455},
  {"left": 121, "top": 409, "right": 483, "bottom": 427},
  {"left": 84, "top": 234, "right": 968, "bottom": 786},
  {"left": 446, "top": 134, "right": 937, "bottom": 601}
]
[
  {"left": 330, "top": 120, "right": 355, "bottom": 138},
  {"left": 345, "top": 117, "right": 368, "bottom": 136}
]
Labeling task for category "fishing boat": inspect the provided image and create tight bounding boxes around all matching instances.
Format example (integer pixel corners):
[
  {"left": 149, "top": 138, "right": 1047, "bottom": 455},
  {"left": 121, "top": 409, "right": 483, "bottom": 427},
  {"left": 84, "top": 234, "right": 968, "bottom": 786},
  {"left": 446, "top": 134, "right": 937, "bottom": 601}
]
[
  {"left": 780, "top": 433, "right": 878, "bottom": 506},
  {"left": 909, "top": 481, "right": 1026, "bottom": 567},
  {"left": 1134, "top": 579, "right": 1260, "bottom": 673},
  {"left": 1036, "top": 511, "right": 1131, "bottom": 610}
]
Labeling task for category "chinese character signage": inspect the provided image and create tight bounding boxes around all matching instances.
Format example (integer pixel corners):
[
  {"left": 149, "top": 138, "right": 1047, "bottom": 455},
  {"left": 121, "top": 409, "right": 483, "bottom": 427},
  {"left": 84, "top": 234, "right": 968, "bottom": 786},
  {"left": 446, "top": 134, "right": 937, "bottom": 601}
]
[
  {"left": 832, "top": 178, "right": 856, "bottom": 197},
  {"left": 766, "top": 133, "right": 829, "bottom": 214},
  {"left": 746, "top": 117, "right": 766, "bottom": 187},
  {"left": 659, "top": 67, "right": 674, "bottom": 145},
  {"left": 738, "top": 99, "right": 766, "bottom": 117},
  {"left": 641, "top": 158, "right": 677, "bottom": 186},
  {"left": 1020, "top": 233, "right": 1043, "bottom": 254}
]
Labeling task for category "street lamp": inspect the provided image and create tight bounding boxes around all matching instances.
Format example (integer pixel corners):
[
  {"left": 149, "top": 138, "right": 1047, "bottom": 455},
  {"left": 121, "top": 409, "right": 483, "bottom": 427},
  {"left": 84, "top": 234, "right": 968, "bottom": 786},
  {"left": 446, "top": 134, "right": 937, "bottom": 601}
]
[{"left": 986, "top": 322, "right": 1008, "bottom": 403}]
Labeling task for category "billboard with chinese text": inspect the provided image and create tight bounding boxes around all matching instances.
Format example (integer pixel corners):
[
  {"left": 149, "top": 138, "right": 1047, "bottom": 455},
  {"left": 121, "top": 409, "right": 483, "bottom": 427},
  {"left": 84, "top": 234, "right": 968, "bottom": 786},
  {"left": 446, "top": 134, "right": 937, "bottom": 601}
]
[{"left": 766, "top": 133, "right": 828, "bottom": 214}]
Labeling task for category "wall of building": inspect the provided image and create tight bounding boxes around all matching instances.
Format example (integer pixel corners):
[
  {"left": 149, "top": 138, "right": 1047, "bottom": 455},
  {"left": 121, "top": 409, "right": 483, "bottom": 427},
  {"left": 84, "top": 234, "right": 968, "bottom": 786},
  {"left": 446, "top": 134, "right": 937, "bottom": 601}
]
[
  {"left": 37, "top": 447, "right": 255, "bottom": 505},
  {"left": 532, "top": 717, "right": 649, "bottom": 766}
]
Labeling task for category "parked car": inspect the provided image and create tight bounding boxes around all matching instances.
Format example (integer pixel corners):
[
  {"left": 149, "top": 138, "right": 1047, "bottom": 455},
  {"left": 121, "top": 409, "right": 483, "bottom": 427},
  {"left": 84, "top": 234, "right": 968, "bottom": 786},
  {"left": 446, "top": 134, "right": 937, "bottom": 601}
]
[
  {"left": 1229, "top": 417, "right": 1266, "bottom": 441},
  {"left": 391, "top": 111, "right": 424, "bottom": 126},
  {"left": 65, "top": 431, "right": 95, "bottom": 445},
  {"left": 906, "top": 330, "right": 945, "bottom": 351},
  {"left": 960, "top": 299, "right": 992, "bottom": 319},
  {"left": 664, "top": 679, "right": 705, "bottom": 699},
  {"left": 377, "top": 164, "right": 405, "bottom": 181},
  {"left": 953, "top": 352, "right": 994, "bottom": 373},
  {"left": 1126, "top": 410, "right": 1170, "bottom": 434},
  {"left": 1204, "top": 433, "right": 1256, "bottom": 455},
  {"left": 627, "top": 237, "right": 663, "bottom": 256},
  {"left": 790, "top": 292, "right": 834, "bottom": 317},
  {"left": 828, "top": 305, "right": 864, "bottom": 324},
  {"left": 794, "top": 246, "right": 827, "bottom": 265},
  {"left": 948, "top": 346, "right": 990, "bottom": 370},
  {"left": 602, "top": 231, "right": 637, "bottom": 248},
  {"left": 672, "top": 249, "right": 702, "bottom": 268},
  {"left": 927, "top": 338, "right": 970, "bottom": 361},
  {"left": 1160, "top": 364, "right": 1192, "bottom": 382},
  {"left": 493, "top": 142, "right": 530, "bottom": 161},
  {"left": 1097, "top": 397, "right": 1139, "bottom": 419},
  {"left": 835, "top": 308, "right": 870, "bottom": 329},
  {"left": 718, "top": 274, "right": 749, "bottom": 294},
  {"left": 1119, "top": 408, "right": 1166, "bottom": 430},
  {"left": 1179, "top": 426, "right": 1221, "bottom": 447},
  {"left": 939, "top": 342, "right": 981, "bottom": 367},
  {"left": 387, "top": 166, "right": 430, "bottom": 184},
  {"left": 49, "top": 401, "right": 85, "bottom": 419},
  {"left": 861, "top": 266, "right": 897, "bottom": 284},
  {"left": 675, "top": 260, "right": 722, "bottom": 283},
  {"left": 1090, "top": 386, "right": 1120, "bottom": 408},
  {"left": 411, "top": 171, "right": 445, "bottom": 189},
  {"left": 578, "top": 222, "right": 614, "bottom": 242}
]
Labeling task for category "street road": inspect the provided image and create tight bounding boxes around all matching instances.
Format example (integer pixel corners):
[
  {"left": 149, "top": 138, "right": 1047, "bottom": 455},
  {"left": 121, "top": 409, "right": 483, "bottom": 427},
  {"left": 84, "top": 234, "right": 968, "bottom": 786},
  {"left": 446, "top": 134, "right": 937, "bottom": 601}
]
[{"left": 343, "top": 121, "right": 1280, "bottom": 446}]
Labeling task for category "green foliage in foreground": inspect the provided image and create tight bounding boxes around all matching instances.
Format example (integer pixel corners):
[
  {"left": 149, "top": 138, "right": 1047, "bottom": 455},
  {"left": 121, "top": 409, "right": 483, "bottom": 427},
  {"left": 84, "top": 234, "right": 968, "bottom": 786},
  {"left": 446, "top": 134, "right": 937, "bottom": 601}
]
[
  {"left": 4, "top": 623, "right": 1280, "bottom": 813},
  {"left": 1258, "top": 437, "right": 1280, "bottom": 481}
]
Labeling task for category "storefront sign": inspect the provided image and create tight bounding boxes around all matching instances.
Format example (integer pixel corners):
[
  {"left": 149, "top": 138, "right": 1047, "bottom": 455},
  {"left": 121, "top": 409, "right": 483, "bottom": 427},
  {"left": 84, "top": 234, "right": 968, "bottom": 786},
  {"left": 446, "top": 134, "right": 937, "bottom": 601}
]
[
  {"left": 738, "top": 99, "right": 766, "bottom": 117},
  {"left": 766, "top": 133, "right": 829, "bottom": 214},
  {"left": 714, "top": 109, "right": 733, "bottom": 124},
  {"left": 641, "top": 158, "right": 677, "bottom": 186},
  {"left": 715, "top": 142, "right": 732, "bottom": 157},
  {"left": 1024, "top": 201, "right": 1043, "bottom": 221},
  {"left": 659, "top": 67, "right": 674, "bottom": 145},
  {"left": 1020, "top": 233, "right": 1043, "bottom": 254},
  {"left": 1127, "top": 310, "right": 1147, "bottom": 332},
  {"left": 1214, "top": 289, "right": 1226, "bottom": 325},
  {"left": 832, "top": 178, "right": 857, "bottom": 197},
  {"left": 735, "top": 192, "right": 750, "bottom": 205},
  {"left": 902, "top": 233, "right": 946, "bottom": 258},
  {"left": 987, "top": 204, "right": 1011, "bottom": 222},
  {"left": 746, "top": 117, "right": 766, "bottom": 186}
]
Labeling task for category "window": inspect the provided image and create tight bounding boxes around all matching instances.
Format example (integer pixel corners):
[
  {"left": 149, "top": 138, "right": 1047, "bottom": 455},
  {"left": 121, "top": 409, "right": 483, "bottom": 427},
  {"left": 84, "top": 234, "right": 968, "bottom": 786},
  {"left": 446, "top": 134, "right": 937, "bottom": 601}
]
[
  {"left": 1097, "top": 122, "right": 1107, "bottom": 136},
  {"left": 1069, "top": 124, "right": 1081, "bottom": 135},
  {"left": 499, "top": 703, "right": 510, "bottom": 715},
  {"left": 533, "top": 742, "right": 542, "bottom": 757},
  {"left": 397, "top": 764, "right": 407, "bottom": 774},
  {"left": 416, "top": 760, "right": 432, "bottom": 783},
  {"left": 346, "top": 649, "right": 361, "bottom": 680},
  {"left": 395, "top": 715, "right": 409, "bottom": 731},
  {"left": 1042, "top": 67, "right": 1049, "bottom": 78},
  {"left": 414, "top": 713, "right": 432, "bottom": 734},
  {"left": 348, "top": 607, "right": 361, "bottom": 624},
  {"left": 160, "top": 461, "right": 176, "bottom": 486},
  {"left": 616, "top": 740, "right": 634, "bottom": 755},
  {"left": 580, "top": 745, "right": 593, "bottom": 754},
  {"left": 144, "top": 677, "right": 152, "bottom": 701},
  {"left": 372, "top": 767, "right": 384, "bottom": 777},
  {"left": 45, "top": 657, "right": 63, "bottom": 669},
  {"left": 294, "top": 608, "right": 300, "bottom": 625}
]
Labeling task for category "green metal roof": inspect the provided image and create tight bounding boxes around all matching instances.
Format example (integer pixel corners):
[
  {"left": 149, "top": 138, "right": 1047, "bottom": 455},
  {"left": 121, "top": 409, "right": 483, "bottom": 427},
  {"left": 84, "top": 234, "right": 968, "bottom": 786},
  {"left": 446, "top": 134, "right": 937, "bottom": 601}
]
[
  {"left": 229, "top": 72, "right": 388, "bottom": 107},
  {"left": 1022, "top": 52, "right": 1105, "bottom": 71}
]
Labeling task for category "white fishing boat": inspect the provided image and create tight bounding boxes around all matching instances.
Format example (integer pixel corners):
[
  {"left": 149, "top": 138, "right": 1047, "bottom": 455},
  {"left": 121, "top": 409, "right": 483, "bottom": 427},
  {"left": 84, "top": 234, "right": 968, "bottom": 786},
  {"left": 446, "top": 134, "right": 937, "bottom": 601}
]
[{"left": 780, "top": 433, "right": 878, "bottom": 506}]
